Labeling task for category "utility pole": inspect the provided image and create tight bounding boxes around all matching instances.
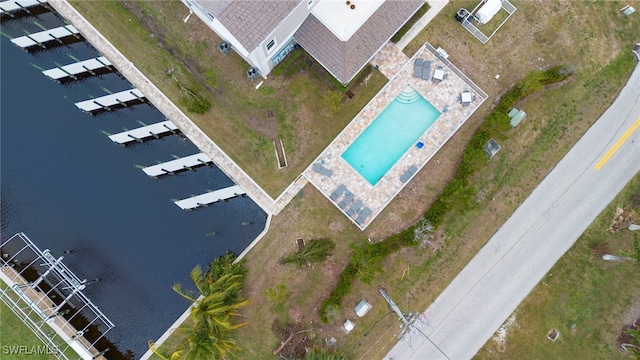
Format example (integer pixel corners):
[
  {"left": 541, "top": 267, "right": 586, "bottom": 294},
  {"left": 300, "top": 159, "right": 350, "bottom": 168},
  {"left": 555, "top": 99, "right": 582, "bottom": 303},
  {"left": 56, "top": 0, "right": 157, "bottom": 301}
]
[
  {"left": 378, "top": 288, "right": 425, "bottom": 341},
  {"left": 379, "top": 288, "right": 450, "bottom": 359}
]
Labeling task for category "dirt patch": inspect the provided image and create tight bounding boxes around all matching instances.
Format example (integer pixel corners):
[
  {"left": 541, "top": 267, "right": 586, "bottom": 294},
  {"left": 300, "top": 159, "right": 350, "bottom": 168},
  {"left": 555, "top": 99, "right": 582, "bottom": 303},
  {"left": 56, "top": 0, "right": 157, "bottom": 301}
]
[
  {"left": 245, "top": 111, "right": 280, "bottom": 141},
  {"left": 609, "top": 206, "right": 639, "bottom": 232}
]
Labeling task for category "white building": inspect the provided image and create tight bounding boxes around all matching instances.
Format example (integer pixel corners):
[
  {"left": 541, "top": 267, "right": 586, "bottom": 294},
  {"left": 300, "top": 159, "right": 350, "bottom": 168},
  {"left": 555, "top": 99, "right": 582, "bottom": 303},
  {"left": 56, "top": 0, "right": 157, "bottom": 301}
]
[{"left": 181, "top": 0, "right": 424, "bottom": 84}]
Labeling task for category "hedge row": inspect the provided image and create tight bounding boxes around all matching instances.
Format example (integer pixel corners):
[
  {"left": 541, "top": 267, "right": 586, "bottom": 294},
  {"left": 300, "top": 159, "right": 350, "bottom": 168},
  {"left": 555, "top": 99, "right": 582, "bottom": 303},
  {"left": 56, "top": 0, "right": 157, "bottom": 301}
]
[
  {"left": 319, "top": 66, "right": 572, "bottom": 322},
  {"left": 423, "top": 65, "right": 572, "bottom": 228},
  {"left": 319, "top": 228, "right": 415, "bottom": 322}
]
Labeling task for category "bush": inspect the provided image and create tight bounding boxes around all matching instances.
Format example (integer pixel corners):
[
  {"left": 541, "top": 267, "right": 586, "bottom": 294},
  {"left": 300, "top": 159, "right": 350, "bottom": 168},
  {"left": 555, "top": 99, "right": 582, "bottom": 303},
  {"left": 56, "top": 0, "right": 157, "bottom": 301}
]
[
  {"left": 420, "top": 66, "right": 573, "bottom": 228},
  {"left": 318, "top": 66, "right": 573, "bottom": 323},
  {"left": 319, "top": 229, "right": 417, "bottom": 322},
  {"left": 171, "top": 74, "right": 211, "bottom": 114},
  {"left": 271, "top": 49, "right": 303, "bottom": 77}
]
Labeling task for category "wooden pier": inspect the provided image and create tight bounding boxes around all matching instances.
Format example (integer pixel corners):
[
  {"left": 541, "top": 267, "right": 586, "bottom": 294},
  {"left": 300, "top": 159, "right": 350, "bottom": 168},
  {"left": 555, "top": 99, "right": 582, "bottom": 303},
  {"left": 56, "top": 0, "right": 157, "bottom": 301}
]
[
  {"left": 75, "top": 88, "right": 145, "bottom": 112},
  {"left": 174, "top": 185, "right": 246, "bottom": 210},
  {"left": 107, "top": 120, "right": 178, "bottom": 144},
  {"left": 142, "top": 153, "right": 212, "bottom": 177},
  {"left": 0, "top": 0, "right": 47, "bottom": 14},
  {"left": 42, "top": 56, "right": 112, "bottom": 80},
  {"left": 10, "top": 24, "right": 79, "bottom": 49}
]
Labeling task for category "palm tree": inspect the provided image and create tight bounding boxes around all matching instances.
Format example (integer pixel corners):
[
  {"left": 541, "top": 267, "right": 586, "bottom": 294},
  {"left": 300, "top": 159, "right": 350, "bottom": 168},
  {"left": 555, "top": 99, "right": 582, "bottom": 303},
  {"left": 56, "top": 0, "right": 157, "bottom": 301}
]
[
  {"left": 620, "top": 238, "right": 640, "bottom": 264},
  {"left": 173, "top": 272, "right": 248, "bottom": 330},
  {"left": 305, "top": 348, "right": 346, "bottom": 360},
  {"left": 151, "top": 264, "right": 249, "bottom": 360},
  {"left": 172, "top": 324, "right": 242, "bottom": 360},
  {"left": 284, "top": 238, "right": 335, "bottom": 266}
]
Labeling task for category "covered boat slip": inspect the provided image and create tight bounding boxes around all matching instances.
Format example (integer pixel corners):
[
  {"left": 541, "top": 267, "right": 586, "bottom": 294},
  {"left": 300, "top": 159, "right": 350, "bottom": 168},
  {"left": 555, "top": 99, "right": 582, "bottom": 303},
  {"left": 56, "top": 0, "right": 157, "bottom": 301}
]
[
  {"left": 142, "top": 153, "right": 212, "bottom": 177},
  {"left": 75, "top": 88, "right": 145, "bottom": 112},
  {"left": 0, "top": 0, "right": 47, "bottom": 14},
  {"left": 108, "top": 120, "right": 179, "bottom": 144},
  {"left": 43, "top": 56, "right": 112, "bottom": 80},
  {"left": 10, "top": 24, "right": 79, "bottom": 48},
  {"left": 174, "top": 185, "right": 246, "bottom": 210}
]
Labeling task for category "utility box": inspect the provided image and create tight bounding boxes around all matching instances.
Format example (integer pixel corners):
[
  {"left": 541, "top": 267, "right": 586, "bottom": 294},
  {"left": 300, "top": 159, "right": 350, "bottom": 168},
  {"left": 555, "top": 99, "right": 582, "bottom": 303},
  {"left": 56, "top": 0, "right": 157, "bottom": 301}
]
[{"left": 508, "top": 107, "right": 527, "bottom": 127}]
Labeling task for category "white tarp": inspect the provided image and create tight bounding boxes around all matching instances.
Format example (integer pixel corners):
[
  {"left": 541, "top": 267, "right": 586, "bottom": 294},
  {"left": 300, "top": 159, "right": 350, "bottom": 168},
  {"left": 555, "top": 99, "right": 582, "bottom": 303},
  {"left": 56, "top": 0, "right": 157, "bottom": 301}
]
[{"left": 476, "top": 0, "right": 502, "bottom": 24}]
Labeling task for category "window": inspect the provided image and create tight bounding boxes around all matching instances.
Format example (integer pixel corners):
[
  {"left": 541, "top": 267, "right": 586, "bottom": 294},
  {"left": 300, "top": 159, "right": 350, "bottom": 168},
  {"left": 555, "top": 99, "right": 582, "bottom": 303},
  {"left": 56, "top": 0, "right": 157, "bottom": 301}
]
[{"left": 266, "top": 39, "right": 276, "bottom": 51}]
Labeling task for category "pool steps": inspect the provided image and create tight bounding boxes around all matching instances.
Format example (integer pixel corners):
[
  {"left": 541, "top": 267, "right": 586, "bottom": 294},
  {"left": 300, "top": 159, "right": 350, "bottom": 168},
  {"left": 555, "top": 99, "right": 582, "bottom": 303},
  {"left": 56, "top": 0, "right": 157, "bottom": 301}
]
[{"left": 396, "top": 86, "right": 420, "bottom": 104}]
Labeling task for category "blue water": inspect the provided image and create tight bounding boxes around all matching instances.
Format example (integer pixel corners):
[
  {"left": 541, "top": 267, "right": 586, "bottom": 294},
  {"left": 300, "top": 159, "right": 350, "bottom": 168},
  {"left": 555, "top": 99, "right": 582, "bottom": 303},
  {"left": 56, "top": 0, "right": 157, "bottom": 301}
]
[
  {"left": 1, "top": 9, "right": 266, "bottom": 359},
  {"left": 341, "top": 90, "right": 440, "bottom": 185}
]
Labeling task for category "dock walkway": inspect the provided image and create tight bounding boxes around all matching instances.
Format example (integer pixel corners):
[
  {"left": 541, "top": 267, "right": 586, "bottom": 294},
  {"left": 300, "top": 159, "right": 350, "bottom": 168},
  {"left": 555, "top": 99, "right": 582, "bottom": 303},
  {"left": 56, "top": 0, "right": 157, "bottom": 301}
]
[
  {"left": 174, "top": 185, "right": 246, "bottom": 210},
  {"left": 48, "top": 0, "right": 282, "bottom": 215},
  {"left": 75, "top": 88, "right": 144, "bottom": 112},
  {"left": 43, "top": 56, "right": 111, "bottom": 80},
  {"left": 143, "top": 153, "right": 212, "bottom": 177},
  {"left": 0, "top": 0, "right": 47, "bottom": 14},
  {"left": 108, "top": 120, "right": 178, "bottom": 144},
  {"left": 10, "top": 24, "right": 79, "bottom": 48}
]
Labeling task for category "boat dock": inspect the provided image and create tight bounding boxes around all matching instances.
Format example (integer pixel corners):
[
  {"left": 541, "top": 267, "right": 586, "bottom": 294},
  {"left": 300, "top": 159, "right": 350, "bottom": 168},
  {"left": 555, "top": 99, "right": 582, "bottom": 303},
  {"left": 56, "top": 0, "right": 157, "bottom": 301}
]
[
  {"left": 75, "top": 88, "right": 144, "bottom": 112},
  {"left": 142, "top": 153, "right": 212, "bottom": 177},
  {"left": 0, "top": 0, "right": 47, "bottom": 14},
  {"left": 174, "top": 185, "right": 246, "bottom": 210},
  {"left": 108, "top": 120, "right": 178, "bottom": 144},
  {"left": 0, "top": 233, "right": 112, "bottom": 360},
  {"left": 42, "top": 56, "right": 112, "bottom": 80},
  {"left": 10, "top": 24, "right": 79, "bottom": 48}
]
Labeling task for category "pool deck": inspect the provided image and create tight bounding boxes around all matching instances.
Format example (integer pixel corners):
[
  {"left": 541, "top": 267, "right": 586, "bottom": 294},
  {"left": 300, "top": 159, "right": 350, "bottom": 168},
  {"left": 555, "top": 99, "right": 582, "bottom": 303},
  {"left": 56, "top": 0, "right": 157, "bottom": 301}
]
[{"left": 303, "top": 43, "right": 487, "bottom": 229}]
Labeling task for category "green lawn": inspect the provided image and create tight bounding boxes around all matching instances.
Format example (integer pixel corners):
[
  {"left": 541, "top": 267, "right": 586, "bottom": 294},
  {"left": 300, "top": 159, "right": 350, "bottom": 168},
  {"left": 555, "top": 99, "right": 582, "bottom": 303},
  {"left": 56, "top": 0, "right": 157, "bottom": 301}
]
[
  {"left": 4, "top": 1, "right": 639, "bottom": 359},
  {"left": 0, "top": 301, "right": 54, "bottom": 360},
  {"left": 476, "top": 173, "right": 640, "bottom": 359},
  {"left": 68, "top": 0, "right": 387, "bottom": 197}
]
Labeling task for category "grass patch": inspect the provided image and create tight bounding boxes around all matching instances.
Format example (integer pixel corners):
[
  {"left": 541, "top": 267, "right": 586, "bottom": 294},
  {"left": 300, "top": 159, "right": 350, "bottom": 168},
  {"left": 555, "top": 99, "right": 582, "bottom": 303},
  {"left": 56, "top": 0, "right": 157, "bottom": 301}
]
[
  {"left": 0, "top": 301, "right": 54, "bottom": 360},
  {"left": 318, "top": 65, "right": 573, "bottom": 324},
  {"left": 476, "top": 173, "right": 640, "bottom": 359},
  {"left": 69, "top": 0, "right": 386, "bottom": 196},
  {"left": 55, "top": 1, "right": 639, "bottom": 359},
  {"left": 424, "top": 65, "right": 573, "bottom": 228}
]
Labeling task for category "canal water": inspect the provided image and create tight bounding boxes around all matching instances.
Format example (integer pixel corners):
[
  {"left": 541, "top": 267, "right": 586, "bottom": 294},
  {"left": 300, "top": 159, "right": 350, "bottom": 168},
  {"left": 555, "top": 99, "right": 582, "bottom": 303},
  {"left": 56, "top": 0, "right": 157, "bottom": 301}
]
[{"left": 1, "top": 9, "right": 266, "bottom": 359}]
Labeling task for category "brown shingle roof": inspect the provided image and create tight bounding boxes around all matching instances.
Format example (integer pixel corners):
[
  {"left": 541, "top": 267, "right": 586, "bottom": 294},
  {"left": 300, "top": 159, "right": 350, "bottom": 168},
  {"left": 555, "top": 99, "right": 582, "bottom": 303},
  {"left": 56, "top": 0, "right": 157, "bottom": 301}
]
[
  {"left": 203, "top": 0, "right": 299, "bottom": 51},
  {"left": 198, "top": 0, "right": 234, "bottom": 17},
  {"left": 294, "top": 0, "right": 423, "bottom": 84}
]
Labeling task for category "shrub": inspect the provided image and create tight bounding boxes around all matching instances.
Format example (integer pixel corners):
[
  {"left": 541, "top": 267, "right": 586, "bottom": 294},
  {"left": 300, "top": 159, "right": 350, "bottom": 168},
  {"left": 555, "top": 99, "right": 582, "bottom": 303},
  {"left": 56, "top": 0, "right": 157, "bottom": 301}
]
[
  {"left": 421, "top": 66, "right": 572, "bottom": 228},
  {"left": 318, "top": 66, "right": 573, "bottom": 323},
  {"left": 171, "top": 74, "right": 211, "bottom": 114},
  {"left": 272, "top": 49, "right": 303, "bottom": 77}
]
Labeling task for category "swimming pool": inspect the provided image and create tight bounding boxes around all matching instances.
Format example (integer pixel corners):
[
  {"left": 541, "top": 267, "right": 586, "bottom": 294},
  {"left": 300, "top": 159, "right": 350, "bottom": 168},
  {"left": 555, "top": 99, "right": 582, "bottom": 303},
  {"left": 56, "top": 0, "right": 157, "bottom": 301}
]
[{"left": 342, "top": 87, "right": 440, "bottom": 185}]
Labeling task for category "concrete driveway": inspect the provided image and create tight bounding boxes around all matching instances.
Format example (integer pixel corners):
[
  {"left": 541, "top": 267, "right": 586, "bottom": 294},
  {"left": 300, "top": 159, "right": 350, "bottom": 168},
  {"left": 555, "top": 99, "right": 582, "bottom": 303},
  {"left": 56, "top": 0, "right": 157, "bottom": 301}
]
[{"left": 385, "top": 63, "right": 640, "bottom": 360}]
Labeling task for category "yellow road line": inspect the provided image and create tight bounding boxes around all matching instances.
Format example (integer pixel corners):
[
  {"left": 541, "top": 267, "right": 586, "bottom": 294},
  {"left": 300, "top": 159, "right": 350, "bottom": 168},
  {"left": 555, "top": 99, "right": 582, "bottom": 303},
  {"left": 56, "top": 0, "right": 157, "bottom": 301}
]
[{"left": 595, "top": 117, "right": 640, "bottom": 170}]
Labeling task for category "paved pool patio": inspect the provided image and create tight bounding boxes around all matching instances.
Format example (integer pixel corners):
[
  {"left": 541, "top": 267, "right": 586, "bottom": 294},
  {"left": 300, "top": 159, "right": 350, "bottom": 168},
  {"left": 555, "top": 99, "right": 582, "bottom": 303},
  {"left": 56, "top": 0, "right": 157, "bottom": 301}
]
[{"left": 303, "top": 42, "right": 487, "bottom": 229}]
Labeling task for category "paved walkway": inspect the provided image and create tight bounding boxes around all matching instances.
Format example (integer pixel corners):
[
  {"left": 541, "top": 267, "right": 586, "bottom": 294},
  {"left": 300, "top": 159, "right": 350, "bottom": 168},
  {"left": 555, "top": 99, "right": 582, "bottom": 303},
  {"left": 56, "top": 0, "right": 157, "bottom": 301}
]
[
  {"left": 395, "top": 0, "right": 450, "bottom": 50},
  {"left": 49, "top": 0, "right": 279, "bottom": 216},
  {"left": 370, "top": 0, "right": 450, "bottom": 78},
  {"left": 386, "top": 62, "right": 640, "bottom": 359},
  {"left": 371, "top": 42, "right": 410, "bottom": 79}
]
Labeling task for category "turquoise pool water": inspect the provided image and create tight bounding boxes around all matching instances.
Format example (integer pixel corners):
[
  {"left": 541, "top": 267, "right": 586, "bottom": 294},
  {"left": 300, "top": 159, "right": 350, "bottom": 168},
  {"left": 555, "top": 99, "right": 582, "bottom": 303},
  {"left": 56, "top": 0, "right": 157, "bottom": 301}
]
[{"left": 342, "top": 88, "right": 440, "bottom": 185}]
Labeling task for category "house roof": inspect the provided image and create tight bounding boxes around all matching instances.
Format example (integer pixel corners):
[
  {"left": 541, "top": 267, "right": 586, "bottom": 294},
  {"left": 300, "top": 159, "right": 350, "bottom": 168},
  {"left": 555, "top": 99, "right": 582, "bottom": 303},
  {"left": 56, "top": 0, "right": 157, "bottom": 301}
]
[
  {"left": 294, "top": 0, "right": 423, "bottom": 84},
  {"left": 199, "top": 0, "right": 299, "bottom": 50}
]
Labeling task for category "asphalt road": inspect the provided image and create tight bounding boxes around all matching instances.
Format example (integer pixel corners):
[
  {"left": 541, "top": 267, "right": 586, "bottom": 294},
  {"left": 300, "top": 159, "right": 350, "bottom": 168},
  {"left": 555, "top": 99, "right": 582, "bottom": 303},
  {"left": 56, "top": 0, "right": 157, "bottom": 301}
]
[{"left": 385, "top": 62, "right": 640, "bottom": 360}]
